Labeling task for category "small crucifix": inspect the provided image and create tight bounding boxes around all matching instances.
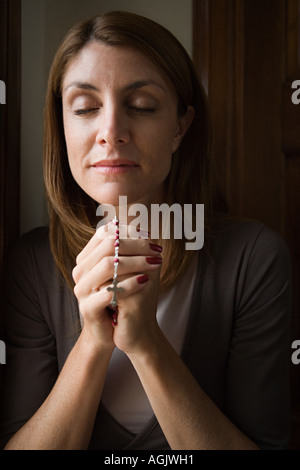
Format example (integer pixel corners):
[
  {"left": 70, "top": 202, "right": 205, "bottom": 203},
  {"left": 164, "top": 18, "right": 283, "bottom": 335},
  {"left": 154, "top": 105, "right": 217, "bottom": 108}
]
[{"left": 107, "top": 277, "right": 123, "bottom": 308}]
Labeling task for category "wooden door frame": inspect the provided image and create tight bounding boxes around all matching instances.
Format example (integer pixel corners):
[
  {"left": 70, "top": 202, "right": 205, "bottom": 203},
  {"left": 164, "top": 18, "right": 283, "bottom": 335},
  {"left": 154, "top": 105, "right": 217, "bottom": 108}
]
[
  {"left": 0, "top": 0, "right": 21, "bottom": 340},
  {"left": 193, "top": 0, "right": 287, "bottom": 235},
  {"left": 193, "top": 0, "right": 300, "bottom": 449}
]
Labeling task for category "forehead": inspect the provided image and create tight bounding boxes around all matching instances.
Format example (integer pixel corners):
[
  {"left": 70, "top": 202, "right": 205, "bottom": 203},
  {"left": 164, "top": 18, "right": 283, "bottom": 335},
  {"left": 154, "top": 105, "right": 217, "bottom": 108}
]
[{"left": 62, "top": 41, "right": 171, "bottom": 91}]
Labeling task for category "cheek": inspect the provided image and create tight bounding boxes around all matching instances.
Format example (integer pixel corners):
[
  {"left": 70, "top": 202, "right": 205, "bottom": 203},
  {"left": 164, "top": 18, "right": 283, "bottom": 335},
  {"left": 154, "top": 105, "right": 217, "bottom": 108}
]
[
  {"left": 139, "top": 118, "right": 177, "bottom": 158},
  {"left": 146, "top": 139, "right": 173, "bottom": 184},
  {"left": 64, "top": 117, "right": 80, "bottom": 151},
  {"left": 63, "top": 117, "right": 76, "bottom": 159},
  {"left": 153, "top": 126, "right": 177, "bottom": 171},
  {"left": 146, "top": 130, "right": 175, "bottom": 183},
  {"left": 63, "top": 118, "right": 91, "bottom": 168}
]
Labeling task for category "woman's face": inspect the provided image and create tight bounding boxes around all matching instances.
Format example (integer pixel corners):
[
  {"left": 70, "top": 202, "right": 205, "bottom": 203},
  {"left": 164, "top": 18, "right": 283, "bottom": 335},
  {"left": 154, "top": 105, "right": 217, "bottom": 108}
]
[{"left": 62, "top": 41, "right": 193, "bottom": 209}]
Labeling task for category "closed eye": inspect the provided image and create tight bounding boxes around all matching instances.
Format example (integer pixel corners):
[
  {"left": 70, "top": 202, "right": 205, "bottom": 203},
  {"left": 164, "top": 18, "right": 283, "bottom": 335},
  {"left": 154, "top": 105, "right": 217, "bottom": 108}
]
[
  {"left": 74, "top": 108, "right": 99, "bottom": 116},
  {"left": 128, "top": 107, "right": 156, "bottom": 115},
  {"left": 73, "top": 106, "right": 156, "bottom": 116}
]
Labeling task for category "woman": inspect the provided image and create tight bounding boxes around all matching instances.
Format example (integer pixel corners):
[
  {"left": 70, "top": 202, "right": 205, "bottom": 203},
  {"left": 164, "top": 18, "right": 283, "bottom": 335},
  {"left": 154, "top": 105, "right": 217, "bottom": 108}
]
[{"left": 0, "top": 11, "right": 291, "bottom": 450}]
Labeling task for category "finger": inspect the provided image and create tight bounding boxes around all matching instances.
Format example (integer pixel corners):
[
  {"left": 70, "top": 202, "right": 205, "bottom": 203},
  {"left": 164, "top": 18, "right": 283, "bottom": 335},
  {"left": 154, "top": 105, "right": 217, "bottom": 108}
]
[
  {"left": 73, "top": 234, "right": 114, "bottom": 284},
  {"left": 74, "top": 221, "right": 122, "bottom": 276},
  {"left": 73, "top": 237, "right": 163, "bottom": 284},
  {"left": 97, "top": 222, "right": 149, "bottom": 240},
  {"left": 75, "top": 225, "right": 110, "bottom": 266},
  {"left": 102, "top": 272, "right": 151, "bottom": 306},
  {"left": 80, "top": 271, "right": 150, "bottom": 322},
  {"left": 76, "top": 221, "right": 149, "bottom": 265},
  {"left": 74, "top": 254, "right": 162, "bottom": 298}
]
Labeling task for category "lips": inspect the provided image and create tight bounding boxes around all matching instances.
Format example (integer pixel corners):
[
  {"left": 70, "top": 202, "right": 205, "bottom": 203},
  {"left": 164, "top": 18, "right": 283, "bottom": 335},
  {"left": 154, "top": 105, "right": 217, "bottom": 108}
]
[
  {"left": 92, "top": 159, "right": 139, "bottom": 168},
  {"left": 91, "top": 158, "right": 139, "bottom": 174}
]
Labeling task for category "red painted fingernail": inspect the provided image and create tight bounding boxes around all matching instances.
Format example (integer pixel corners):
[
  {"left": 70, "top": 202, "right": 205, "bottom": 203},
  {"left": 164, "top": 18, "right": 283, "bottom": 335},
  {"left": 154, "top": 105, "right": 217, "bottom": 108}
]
[
  {"left": 137, "top": 274, "right": 149, "bottom": 284},
  {"left": 149, "top": 243, "right": 163, "bottom": 253},
  {"left": 146, "top": 257, "right": 162, "bottom": 265}
]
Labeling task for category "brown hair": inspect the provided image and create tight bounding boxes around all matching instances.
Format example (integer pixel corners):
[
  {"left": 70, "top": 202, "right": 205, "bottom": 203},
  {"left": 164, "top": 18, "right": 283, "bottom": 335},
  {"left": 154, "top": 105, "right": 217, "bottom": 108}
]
[{"left": 43, "top": 10, "right": 227, "bottom": 291}]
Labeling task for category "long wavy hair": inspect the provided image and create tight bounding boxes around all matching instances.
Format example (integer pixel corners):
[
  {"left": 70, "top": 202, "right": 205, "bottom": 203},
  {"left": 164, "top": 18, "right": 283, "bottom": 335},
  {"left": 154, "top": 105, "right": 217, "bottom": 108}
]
[{"left": 43, "top": 10, "right": 227, "bottom": 291}]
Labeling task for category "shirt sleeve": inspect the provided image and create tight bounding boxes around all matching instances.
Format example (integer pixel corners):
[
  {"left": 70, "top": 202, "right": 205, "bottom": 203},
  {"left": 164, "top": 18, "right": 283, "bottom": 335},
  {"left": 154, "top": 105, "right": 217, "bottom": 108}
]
[
  {"left": 0, "top": 233, "right": 58, "bottom": 449},
  {"left": 225, "top": 225, "right": 292, "bottom": 449}
]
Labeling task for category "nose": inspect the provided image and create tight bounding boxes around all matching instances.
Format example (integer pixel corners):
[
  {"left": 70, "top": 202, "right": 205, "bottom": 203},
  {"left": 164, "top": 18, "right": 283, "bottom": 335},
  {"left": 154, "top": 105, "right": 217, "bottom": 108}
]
[{"left": 95, "top": 105, "right": 130, "bottom": 147}]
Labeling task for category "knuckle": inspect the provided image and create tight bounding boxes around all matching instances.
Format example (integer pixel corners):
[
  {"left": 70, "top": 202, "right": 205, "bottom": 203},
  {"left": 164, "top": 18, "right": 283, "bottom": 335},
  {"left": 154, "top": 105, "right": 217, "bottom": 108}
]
[
  {"left": 103, "top": 235, "right": 115, "bottom": 251},
  {"left": 72, "top": 265, "right": 80, "bottom": 283},
  {"left": 102, "top": 256, "right": 113, "bottom": 274},
  {"left": 73, "top": 282, "right": 81, "bottom": 299},
  {"left": 75, "top": 252, "right": 82, "bottom": 265},
  {"left": 96, "top": 223, "right": 108, "bottom": 239},
  {"left": 141, "top": 238, "right": 151, "bottom": 251}
]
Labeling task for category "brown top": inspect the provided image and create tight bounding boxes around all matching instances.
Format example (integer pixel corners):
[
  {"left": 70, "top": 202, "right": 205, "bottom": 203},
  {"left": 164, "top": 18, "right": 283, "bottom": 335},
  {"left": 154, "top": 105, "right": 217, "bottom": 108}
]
[{"left": 0, "top": 220, "right": 292, "bottom": 449}]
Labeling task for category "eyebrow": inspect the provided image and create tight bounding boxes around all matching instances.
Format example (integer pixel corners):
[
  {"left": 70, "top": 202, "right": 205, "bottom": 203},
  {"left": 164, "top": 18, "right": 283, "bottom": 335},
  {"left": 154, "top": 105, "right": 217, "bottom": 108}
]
[
  {"left": 63, "top": 80, "right": 166, "bottom": 93},
  {"left": 63, "top": 82, "right": 99, "bottom": 93},
  {"left": 125, "top": 80, "right": 166, "bottom": 92}
]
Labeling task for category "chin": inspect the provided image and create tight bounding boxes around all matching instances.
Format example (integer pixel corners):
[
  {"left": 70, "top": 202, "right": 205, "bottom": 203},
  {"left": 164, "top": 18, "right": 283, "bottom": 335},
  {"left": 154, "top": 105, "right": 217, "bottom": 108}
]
[
  {"left": 92, "top": 186, "right": 144, "bottom": 206},
  {"left": 91, "top": 192, "right": 136, "bottom": 208}
]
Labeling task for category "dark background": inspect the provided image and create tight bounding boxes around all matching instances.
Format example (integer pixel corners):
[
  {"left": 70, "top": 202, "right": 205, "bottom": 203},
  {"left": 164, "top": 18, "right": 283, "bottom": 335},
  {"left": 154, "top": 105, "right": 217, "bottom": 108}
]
[{"left": 1, "top": 0, "right": 300, "bottom": 449}]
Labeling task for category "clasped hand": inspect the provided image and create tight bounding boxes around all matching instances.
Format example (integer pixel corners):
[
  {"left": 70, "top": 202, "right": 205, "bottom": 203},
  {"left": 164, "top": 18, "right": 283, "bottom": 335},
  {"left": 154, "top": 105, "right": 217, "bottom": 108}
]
[{"left": 72, "top": 222, "right": 163, "bottom": 355}]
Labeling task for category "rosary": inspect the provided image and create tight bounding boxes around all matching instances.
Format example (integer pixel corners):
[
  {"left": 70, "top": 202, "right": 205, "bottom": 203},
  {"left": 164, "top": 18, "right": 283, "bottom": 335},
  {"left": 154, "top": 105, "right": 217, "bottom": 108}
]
[{"left": 106, "top": 216, "right": 123, "bottom": 326}]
